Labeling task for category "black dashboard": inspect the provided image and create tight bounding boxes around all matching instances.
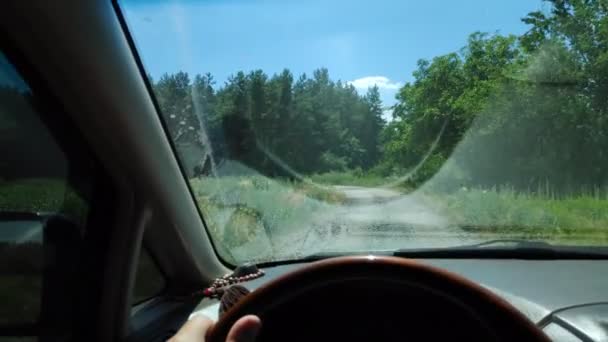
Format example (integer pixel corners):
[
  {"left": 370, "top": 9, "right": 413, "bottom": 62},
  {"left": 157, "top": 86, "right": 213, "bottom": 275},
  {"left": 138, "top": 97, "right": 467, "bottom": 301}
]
[{"left": 191, "top": 259, "right": 608, "bottom": 341}]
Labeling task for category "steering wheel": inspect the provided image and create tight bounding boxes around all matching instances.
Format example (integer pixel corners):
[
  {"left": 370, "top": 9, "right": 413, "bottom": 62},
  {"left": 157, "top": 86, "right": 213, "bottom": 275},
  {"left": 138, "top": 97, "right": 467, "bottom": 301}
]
[{"left": 209, "top": 256, "right": 549, "bottom": 341}]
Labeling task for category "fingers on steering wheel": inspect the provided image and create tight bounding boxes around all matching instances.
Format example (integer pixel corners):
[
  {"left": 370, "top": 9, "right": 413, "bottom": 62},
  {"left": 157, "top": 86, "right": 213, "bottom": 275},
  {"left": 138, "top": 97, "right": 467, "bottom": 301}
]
[
  {"left": 226, "top": 315, "right": 262, "bottom": 342},
  {"left": 170, "top": 315, "right": 215, "bottom": 341}
]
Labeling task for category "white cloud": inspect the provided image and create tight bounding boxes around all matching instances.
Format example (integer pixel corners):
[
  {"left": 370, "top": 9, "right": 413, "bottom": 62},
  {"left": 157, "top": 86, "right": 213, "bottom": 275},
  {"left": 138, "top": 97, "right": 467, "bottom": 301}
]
[
  {"left": 382, "top": 109, "right": 393, "bottom": 121},
  {"left": 348, "top": 76, "right": 402, "bottom": 90}
]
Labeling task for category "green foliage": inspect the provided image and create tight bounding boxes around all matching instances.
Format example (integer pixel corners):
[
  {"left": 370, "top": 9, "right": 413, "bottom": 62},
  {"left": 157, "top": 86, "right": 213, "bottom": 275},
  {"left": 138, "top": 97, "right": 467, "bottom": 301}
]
[
  {"left": 190, "top": 176, "right": 345, "bottom": 262},
  {"left": 309, "top": 170, "right": 390, "bottom": 187},
  {"left": 384, "top": 33, "right": 521, "bottom": 187},
  {"left": 381, "top": 1, "right": 608, "bottom": 194},
  {"left": 319, "top": 151, "right": 349, "bottom": 172},
  {"left": 432, "top": 187, "right": 608, "bottom": 243},
  {"left": 153, "top": 68, "right": 384, "bottom": 178},
  {"left": 147, "top": 1, "right": 608, "bottom": 192},
  {"left": 0, "top": 179, "right": 88, "bottom": 223}
]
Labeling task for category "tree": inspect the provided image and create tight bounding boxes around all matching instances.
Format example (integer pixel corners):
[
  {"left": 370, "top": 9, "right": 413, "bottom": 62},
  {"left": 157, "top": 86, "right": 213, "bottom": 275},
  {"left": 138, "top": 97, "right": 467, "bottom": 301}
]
[
  {"left": 387, "top": 53, "right": 466, "bottom": 178},
  {"left": 379, "top": 1, "right": 608, "bottom": 193},
  {"left": 151, "top": 68, "right": 384, "bottom": 176},
  {"left": 266, "top": 69, "right": 295, "bottom": 176},
  {"left": 154, "top": 72, "right": 199, "bottom": 145},
  {"left": 361, "top": 86, "right": 384, "bottom": 167}
]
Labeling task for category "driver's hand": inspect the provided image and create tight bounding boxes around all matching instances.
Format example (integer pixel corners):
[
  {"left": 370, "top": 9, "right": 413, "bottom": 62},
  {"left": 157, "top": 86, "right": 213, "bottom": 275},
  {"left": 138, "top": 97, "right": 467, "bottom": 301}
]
[{"left": 169, "top": 314, "right": 261, "bottom": 342}]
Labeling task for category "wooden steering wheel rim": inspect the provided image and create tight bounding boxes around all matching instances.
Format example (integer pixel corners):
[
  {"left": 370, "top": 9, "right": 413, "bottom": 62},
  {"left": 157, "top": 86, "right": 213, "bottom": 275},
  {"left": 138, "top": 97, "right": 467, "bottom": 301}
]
[{"left": 209, "top": 256, "right": 550, "bottom": 341}]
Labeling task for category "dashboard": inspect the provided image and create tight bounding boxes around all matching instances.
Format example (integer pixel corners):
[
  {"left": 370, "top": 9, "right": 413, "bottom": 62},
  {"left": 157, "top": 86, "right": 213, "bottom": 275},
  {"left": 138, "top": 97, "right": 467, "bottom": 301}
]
[{"left": 191, "top": 259, "right": 608, "bottom": 341}]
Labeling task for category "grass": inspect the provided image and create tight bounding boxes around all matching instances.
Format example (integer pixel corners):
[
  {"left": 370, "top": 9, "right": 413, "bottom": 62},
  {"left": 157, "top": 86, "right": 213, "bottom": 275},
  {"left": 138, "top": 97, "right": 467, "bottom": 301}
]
[
  {"left": 427, "top": 187, "right": 608, "bottom": 244},
  {"left": 0, "top": 178, "right": 88, "bottom": 224},
  {"left": 189, "top": 176, "right": 345, "bottom": 263},
  {"left": 192, "top": 174, "right": 608, "bottom": 263},
  {"left": 290, "top": 180, "right": 347, "bottom": 203},
  {"left": 308, "top": 170, "right": 394, "bottom": 187},
  {"left": 4, "top": 175, "right": 606, "bottom": 265}
]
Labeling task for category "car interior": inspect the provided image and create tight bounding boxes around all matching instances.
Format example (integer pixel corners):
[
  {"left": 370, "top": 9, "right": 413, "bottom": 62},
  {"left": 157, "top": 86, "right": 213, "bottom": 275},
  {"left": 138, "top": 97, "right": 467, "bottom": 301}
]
[{"left": 1, "top": 1, "right": 607, "bottom": 341}]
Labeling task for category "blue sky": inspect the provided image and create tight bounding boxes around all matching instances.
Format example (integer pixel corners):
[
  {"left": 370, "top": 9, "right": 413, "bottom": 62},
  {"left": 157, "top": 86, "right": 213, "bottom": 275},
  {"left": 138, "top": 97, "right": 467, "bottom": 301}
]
[{"left": 121, "top": 0, "right": 545, "bottom": 112}]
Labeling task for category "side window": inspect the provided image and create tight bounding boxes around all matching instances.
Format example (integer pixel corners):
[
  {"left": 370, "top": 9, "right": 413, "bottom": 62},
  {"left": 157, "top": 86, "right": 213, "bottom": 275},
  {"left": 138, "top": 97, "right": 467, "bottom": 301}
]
[
  {"left": 0, "top": 51, "right": 91, "bottom": 339},
  {"left": 131, "top": 246, "right": 165, "bottom": 305}
]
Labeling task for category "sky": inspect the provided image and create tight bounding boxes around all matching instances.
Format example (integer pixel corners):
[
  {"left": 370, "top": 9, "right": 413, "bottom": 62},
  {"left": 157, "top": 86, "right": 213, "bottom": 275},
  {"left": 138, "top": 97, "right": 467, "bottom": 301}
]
[{"left": 120, "top": 0, "right": 546, "bottom": 114}]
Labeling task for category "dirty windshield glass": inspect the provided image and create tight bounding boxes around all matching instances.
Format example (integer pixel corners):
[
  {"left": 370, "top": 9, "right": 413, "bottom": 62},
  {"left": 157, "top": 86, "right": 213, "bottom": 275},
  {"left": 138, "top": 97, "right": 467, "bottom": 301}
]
[{"left": 120, "top": 0, "right": 608, "bottom": 264}]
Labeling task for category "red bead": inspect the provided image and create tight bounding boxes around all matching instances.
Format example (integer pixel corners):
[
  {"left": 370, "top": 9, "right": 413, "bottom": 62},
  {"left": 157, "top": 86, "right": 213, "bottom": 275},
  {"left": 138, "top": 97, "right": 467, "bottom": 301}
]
[{"left": 203, "top": 288, "right": 214, "bottom": 296}]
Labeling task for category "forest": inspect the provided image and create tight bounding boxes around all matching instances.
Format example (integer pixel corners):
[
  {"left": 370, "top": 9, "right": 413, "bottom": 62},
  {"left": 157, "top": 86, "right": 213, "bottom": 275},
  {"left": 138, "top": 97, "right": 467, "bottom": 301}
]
[
  {"left": 154, "top": 68, "right": 384, "bottom": 177},
  {"left": 154, "top": 0, "right": 608, "bottom": 196}
]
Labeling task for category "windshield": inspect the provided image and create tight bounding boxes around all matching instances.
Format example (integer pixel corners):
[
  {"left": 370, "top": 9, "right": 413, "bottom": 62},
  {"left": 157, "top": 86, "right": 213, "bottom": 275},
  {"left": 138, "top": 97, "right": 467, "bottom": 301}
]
[{"left": 119, "top": 0, "right": 608, "bottom": 264}]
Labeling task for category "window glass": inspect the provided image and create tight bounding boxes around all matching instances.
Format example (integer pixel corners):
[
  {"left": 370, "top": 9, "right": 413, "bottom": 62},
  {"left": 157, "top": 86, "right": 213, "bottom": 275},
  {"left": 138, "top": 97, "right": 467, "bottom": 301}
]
[
  {"left": 0, "top": 51, "right": 90, "bottom": 339},
  {"left": 121, "top": 0, "right": 608, "bottom": 264}
]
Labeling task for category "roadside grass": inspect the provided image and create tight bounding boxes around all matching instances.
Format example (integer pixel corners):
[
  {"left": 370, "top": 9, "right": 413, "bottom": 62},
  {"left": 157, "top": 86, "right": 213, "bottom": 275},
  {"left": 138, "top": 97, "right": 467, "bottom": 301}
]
[
  {"left": 189, "top": 176, "right": 345, "bottom": 262},
  {"left": 192, "top": 173, "right": 608, "bottom": 262},
  {"left": 308, "top": 170, "right": 393, "bottom": 187},
  {"left": 290, "top": 180, "right": 347, "bottom": 203},
  {"left": 426, "top": 187, "right": 608, "bottom": 244},
  {"left": 0, "top": 178, "right": 88, "bottom": 223}
]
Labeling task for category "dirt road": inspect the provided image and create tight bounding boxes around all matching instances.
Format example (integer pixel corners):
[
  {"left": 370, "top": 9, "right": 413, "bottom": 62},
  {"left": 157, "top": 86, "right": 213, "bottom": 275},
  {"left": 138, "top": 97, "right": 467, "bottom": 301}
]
[
  {"left": 233, "top": 185, "right": 486, "bottom": 261},
  {"left": 294, "top": 185, "right": 483, "bottom": 254}
]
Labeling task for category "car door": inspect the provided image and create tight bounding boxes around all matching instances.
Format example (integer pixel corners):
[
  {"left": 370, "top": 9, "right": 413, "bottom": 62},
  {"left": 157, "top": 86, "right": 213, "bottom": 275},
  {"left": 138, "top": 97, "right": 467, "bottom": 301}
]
[{"left": 0, "top": 44, "right": 118, "bottom": 341}]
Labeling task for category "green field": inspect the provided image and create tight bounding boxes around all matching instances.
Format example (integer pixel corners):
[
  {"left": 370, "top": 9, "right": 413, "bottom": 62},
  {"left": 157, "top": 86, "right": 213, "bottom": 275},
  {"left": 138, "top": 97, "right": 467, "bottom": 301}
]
[
  {"left": 0, "top": 178, "right": 87, "bottom": 223},
  {"left": 423, "top": 187, "right": 608, "bottom": 245}
]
